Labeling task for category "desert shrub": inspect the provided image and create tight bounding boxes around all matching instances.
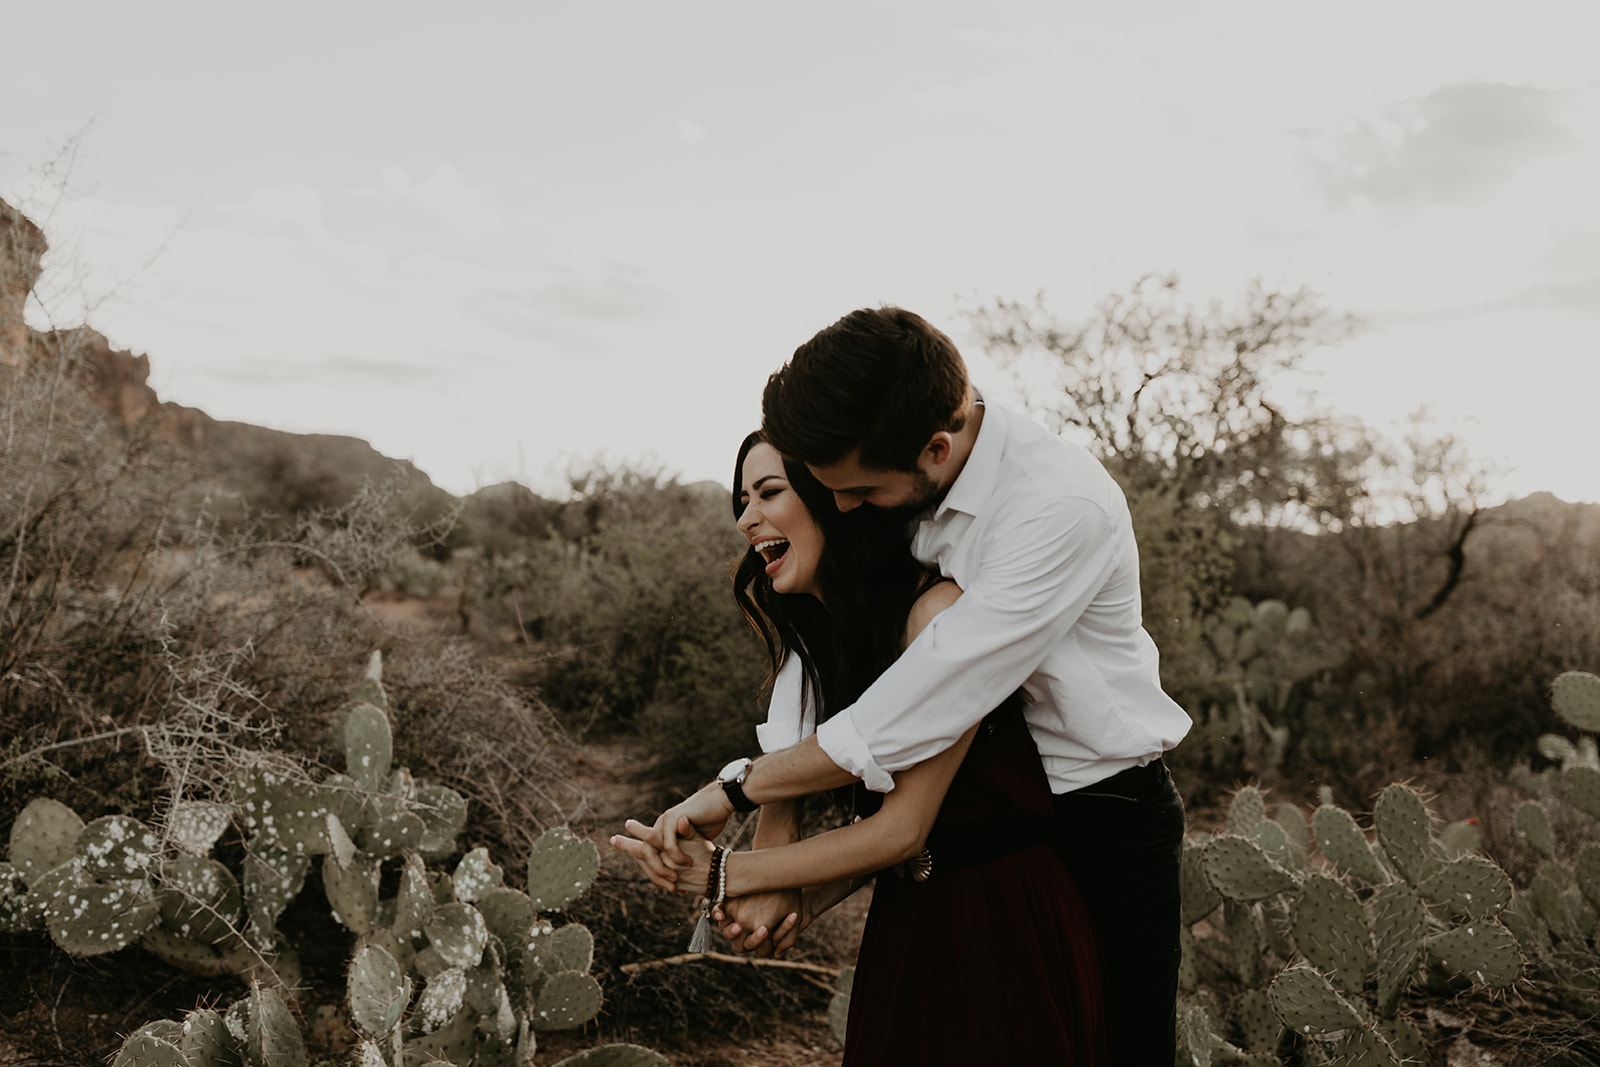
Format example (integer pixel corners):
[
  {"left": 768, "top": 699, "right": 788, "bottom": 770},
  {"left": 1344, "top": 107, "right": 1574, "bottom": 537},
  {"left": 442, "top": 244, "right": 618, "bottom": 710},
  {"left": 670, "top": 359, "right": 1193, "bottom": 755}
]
[
  {"left": 0, "top": 348, "right": 475, "bottom": 825},
  {"left": 474, "top": 468, "right": 768, "bottom": 787}
]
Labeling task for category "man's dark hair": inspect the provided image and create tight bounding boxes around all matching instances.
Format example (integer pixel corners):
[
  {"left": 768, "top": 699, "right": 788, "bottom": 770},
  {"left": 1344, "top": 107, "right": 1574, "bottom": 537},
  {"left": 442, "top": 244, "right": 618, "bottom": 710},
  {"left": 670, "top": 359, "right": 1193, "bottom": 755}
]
[{"left": 762, "top": 306, "right": 969, "bottom": 472}]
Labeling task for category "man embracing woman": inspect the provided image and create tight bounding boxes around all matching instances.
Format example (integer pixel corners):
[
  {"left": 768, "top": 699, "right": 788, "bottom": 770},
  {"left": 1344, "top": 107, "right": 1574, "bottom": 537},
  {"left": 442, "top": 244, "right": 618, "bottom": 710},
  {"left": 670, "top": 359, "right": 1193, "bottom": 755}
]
[{"left": 613, "top": 307, "right": 1189, "bottom": 1065}]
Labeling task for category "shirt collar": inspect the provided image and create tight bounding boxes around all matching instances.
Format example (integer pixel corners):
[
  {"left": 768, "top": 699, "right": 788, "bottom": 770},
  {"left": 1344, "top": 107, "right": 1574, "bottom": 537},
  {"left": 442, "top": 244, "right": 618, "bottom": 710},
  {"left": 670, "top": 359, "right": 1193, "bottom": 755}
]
[{"left": 931, "top": 392, "right": 1005, "bottom": 521}]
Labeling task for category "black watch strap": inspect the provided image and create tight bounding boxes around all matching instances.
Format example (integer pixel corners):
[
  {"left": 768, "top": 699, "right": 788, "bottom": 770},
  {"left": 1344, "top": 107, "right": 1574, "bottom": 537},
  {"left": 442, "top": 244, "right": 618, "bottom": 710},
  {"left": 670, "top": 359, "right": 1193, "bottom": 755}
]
[{"left": 720, "top": 777, "right": 758, "bottom": 813}]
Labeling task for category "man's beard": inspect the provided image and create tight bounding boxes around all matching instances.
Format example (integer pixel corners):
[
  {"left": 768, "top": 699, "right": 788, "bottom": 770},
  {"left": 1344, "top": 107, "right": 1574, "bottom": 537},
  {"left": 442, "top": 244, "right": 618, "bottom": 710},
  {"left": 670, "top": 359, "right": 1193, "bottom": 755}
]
[{"left": 882, "top": 467, "right": 945, "bottom": 523}]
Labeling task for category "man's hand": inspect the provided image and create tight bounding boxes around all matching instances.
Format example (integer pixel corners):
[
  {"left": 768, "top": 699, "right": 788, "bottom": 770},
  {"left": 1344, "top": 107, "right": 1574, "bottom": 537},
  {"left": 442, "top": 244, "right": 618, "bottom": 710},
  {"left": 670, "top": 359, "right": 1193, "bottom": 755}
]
[
  {"left": 714, "top": 890, "right": 802, "bottom": 957},
  {"left": 656, "top": 784, "right": 735, "bottom": 864}
]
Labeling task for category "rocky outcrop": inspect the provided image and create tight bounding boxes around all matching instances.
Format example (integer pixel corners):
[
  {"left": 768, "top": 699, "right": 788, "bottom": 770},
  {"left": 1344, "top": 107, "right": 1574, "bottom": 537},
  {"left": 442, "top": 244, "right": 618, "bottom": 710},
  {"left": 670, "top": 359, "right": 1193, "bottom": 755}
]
[
  {"left": 27, "top": 326, "right": 207, "bottom": 442},
  {"left": 0, "top": 196, "right": 443, "bottom": 514},
  {"left": 0, "top": 199, "right": 46, "bottom": 367}
]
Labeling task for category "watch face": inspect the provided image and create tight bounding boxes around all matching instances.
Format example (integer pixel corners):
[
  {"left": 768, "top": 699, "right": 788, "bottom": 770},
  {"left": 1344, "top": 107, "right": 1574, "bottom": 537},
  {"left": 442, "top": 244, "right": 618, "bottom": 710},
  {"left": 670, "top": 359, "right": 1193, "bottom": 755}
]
[{"left": 718, "top": 757, "right": 750, "bottom": 783}]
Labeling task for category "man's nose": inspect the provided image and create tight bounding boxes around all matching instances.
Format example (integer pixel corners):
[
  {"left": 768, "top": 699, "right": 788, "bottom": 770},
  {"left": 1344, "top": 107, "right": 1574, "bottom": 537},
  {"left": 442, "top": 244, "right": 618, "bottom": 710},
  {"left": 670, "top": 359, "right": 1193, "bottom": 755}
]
[{"left": 834, "top": 492, "right": 862, "bottom": 512}]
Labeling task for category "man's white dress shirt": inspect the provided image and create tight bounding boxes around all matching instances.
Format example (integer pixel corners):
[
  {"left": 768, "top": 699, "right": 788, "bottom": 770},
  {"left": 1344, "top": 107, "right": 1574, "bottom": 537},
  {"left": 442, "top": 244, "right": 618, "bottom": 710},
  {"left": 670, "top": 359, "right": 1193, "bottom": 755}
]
[{"left": 754, "top": 400, "right": 1191, "bottom": 794}]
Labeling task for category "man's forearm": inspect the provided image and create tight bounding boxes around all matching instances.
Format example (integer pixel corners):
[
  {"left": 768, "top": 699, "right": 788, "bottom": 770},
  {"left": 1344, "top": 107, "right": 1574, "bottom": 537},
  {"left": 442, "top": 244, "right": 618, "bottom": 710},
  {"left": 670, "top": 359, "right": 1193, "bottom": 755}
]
[
  {"left": 745, "top": 735, "right": 856, "bottom": 806},
  {"left": 751, "top": 798, "right": 801, "bottom": 849}
]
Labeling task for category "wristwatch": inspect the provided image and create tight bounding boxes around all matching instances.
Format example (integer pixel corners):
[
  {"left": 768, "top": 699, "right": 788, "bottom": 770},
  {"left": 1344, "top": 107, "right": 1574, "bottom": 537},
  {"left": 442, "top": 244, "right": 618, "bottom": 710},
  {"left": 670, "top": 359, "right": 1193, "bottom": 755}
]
[{"left": 716, "top": 757, "right": 758, "bottom": 813}]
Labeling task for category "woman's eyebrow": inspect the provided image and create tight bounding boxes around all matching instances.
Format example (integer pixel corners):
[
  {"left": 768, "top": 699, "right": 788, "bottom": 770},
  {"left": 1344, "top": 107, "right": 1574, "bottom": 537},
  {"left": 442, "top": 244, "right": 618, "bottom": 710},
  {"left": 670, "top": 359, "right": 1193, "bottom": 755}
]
[{"left": 750, "top": 475, "right": 780, "bottom": 491}]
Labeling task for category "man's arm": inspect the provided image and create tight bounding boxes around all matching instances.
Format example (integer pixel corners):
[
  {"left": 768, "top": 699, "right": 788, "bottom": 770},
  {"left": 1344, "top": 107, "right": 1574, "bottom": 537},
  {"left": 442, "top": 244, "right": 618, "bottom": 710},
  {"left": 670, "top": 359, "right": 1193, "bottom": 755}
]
[{"left": 816, "top": 497, "right": 1118, "bottom": 789}]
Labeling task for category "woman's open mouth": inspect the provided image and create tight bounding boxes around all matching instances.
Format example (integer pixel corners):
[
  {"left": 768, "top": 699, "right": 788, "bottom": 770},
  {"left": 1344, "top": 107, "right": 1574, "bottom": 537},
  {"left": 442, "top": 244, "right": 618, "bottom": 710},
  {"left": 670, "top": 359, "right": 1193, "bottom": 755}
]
[{"left": 755, "top": 538, "right": 790, "bottom": 576}]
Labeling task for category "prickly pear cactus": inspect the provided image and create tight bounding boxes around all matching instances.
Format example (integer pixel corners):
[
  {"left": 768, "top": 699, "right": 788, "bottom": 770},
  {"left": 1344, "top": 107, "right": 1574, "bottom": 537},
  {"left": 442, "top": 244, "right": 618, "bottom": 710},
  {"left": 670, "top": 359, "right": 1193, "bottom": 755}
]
[
  {"left": 45, "top": 657, "right": 666, "bottom": 1067},
  {"left": 1501, "top": 669, "right": 1600, "bottom": 1007},
  {"left": 1182, "top": 781, "right": 1523, "bottom": 1061}
]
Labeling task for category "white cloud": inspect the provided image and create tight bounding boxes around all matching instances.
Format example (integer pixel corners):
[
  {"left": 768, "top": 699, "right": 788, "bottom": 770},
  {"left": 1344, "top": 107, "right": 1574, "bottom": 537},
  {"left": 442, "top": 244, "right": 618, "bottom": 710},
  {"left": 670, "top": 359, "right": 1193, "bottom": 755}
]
[{"left": 1318, "top": 83, "right": 1580, "bottom": 209}]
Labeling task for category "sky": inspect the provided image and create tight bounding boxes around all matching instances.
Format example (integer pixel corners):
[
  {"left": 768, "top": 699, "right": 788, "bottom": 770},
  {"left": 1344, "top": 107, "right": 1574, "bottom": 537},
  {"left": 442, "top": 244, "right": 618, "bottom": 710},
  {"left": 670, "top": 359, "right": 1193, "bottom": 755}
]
[{"left": 3, "top": 1, "right": 1596, "bottom": 504}]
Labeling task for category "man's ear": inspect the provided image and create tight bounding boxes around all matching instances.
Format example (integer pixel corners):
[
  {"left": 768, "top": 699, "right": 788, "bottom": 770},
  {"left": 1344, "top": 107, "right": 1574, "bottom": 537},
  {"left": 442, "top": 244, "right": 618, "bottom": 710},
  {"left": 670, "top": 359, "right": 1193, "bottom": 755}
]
[{"left": 923, "top": 431, "right": 955, "bottom": 467}]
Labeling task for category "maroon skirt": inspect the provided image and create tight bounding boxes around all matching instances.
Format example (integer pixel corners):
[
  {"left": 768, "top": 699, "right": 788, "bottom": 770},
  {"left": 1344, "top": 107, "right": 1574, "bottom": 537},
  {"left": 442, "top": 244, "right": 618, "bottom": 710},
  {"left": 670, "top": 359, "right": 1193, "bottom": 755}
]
[{"left": 840, "top": 704, "right": 1111, "bottom": 1065}]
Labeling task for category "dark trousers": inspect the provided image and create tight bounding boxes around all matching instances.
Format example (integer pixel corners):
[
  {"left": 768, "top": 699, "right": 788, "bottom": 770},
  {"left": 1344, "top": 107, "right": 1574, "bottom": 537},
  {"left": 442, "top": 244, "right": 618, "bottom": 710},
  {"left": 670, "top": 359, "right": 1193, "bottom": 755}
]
[{"left": 1052, "top": 759, "right": 1185, "bottom": 1067}]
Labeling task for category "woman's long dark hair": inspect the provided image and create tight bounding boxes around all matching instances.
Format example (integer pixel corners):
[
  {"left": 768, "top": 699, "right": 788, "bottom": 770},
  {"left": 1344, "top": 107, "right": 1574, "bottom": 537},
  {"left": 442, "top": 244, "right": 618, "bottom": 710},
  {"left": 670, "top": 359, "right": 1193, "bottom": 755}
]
[{"left": 730, "top": 431, "right": 933, "bottom": 726}]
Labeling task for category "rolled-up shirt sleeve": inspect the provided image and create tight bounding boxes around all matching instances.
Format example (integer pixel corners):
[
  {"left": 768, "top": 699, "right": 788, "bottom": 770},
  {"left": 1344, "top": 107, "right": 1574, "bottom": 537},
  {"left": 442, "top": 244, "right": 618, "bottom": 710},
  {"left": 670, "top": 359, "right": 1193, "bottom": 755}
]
[
  {"left": 755, "top": 653, "right": 812, "bottom": 751},
  {"left": 816, "top": 496, "right": 1118, "bottom": 791}
]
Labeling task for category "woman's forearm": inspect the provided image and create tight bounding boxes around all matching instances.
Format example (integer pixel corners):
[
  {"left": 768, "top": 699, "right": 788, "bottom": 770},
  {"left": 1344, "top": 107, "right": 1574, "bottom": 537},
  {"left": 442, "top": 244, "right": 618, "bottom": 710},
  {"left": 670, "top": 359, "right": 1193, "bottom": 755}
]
[
  {"left": 721, "top": 723, "right": 978, "bottom": 898},
  {"left": 724, "top": 810, "right": 919, "bottom": 898}
]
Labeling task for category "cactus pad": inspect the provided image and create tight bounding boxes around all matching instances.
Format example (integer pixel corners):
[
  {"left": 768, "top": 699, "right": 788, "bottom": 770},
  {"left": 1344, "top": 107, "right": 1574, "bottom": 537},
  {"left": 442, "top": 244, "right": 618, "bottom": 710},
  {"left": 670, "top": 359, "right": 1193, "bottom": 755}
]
[
  {"left": 0, "top": 863, "right": 29, "bottom": 933},
  {"left": 1374, "top": 784, "right": 1435, "bottom": 886},
  {"left": 75, "top": 815, "right": 159, "bottom": 880},
  {"left": 158, "top": 855, "right": 242, "bottom": 944},
  {"left": 1379, "top": 1016, "right": 1427, "bottom": 1065},
  {"left": 166, "top": 801, "right": 234, "bottom": 857},
  {"left": 415, "top": 783, "right": 469, "bottom": 855},
  {"left": 1291, "top": 873, "right": 1371, "bottom": 993},
  {"left": 246, "top": 982, "right": 308, "bottom": 1067},
  {"left": 235, "top": 767, "right": 331, "bottom": 856},
  {"left": 1575, "top": 843, "right": 1600, "bottom": 911},
  {"left": 414, "top": 966, "right": 468, "bottom": 1034},
  {"left": 1427, "top": 921, "right": 1521, "bottom": 988},
  {"left": 177, "top": 1007, "right": 242, "bottom": 1067},
  {"left": 9, "top": 797, "right": 85, "bottom": 885},
  {"left": 1516, "top": 801, "right": 1556, "bottom": 860},
  {"left": 1329, "top": 1028, "right": 1401, "bottom": 1067},
  {"left": 325, "top": 852, "right": 381, "bottom": 934},
  {"left": 1234, "top": 987, "right": 1281, "bottom": 1052},
  {"left": 1552, "top": 671, "right": 1600, "bottom": 732},
  {"left": 406, "top": 1006, "right": 478, "bottom": 1064},
  {"left": 1252, "top": 818, "right": 1298, "bottom": 873},
  {"left": 1532, "top": 860, "right": 1576, "bottom": 936},
  {"left": 1566, "top": 765, "right": 1600, "bottom": 820},
  {"left": 321, "top": 774, "right": 370, "bottom": 836},
  {"left": 351, "top": 675, "right": 389, "bottom": 711},
  {"left": 1224, "top": 899, "right": 1264, "bottom": 985},
  {"left": 112, "top": 1028, "right": 189, "bottom": 1067},
  {"left": 538, "top": 923, "right": 595, "bottom": 976},
  {"left": 531, "top": 970, "right": 604, "bottom": 1031},
  {"left": 46, "top": 878, "right": 160, "bottom": 956},
  {"left": 451, "top": 847, "right": 504, "bottom": 903},
  {"left": 1228, "top": 786, "right": 1268, "bottom": 836},
  {"left": 1438, "top": 818, "right": 1482, "bottom": 859},
  {"left": 1175, "top": 998, "right": 1219, "bottom": 1067},
  {"left": 243, "top": 845, "right": 310, "bottom": 943},
  {"left": 477, "top": 886, "right": 536, "bottom": 948},
  {"left": 393, "top": 853, "right": 435, "bottom": 941},
  {"left": 1274, "top": 802, "right": 1311, "bottom": 857},
  {"left": 342, "top": 703, "right": 392, "bottom": 792},
  {"left": 1202, "top": 834, "right": 1298, "bottom": 901},
  {"left": 526, "top": 827, "right": 600, "bottom": 913},
  {"left": 1312, "top": 805, "right": 1388, "bottom": 885},
  {"left": 1418, "top": 854, "right": 1512, "bottom": 920},
  {"left": 349, "top": 943, "right": 411, "bottom": 1039},
  {"left": 1373, "top": 881, "right": 1426, "bottom": 1017},
  {"left": 465, "top": 959, "right": 510, "bottom": 1019},
  {"left": 425, "top": 901, "right": 489, "bottom": 969},
  {"left": 1268, "top": 965, "right": 1364, "bottom": 1034},
  {"left": 358, "top": 804, "right": 426, "bottom": 858},
  {"left": 1180, "top": 840, "right": 1221, "bottom": 925}
]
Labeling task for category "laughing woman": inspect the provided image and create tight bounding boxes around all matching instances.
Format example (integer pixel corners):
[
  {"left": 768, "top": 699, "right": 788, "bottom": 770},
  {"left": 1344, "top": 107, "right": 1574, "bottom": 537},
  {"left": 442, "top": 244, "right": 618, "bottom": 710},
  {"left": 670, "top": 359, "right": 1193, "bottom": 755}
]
[{"left": 614, "top": 432, "right": 1110, "bottom": 1064}]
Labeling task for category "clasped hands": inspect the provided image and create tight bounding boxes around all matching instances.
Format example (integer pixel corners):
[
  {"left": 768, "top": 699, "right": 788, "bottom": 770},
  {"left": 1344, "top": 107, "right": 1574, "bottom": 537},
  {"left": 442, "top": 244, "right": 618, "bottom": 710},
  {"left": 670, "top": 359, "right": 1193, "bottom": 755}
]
[{"left": 610, "top": 785, "right": 802, "bottom": 957}]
